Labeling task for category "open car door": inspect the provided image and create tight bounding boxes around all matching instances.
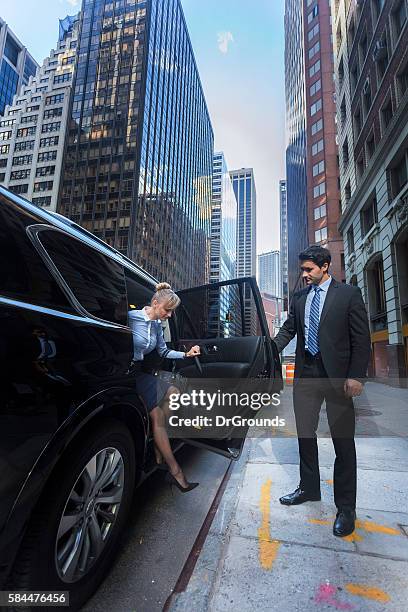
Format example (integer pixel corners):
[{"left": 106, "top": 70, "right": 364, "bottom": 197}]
[{"left": 169, "top": 277, "right": 282, "bottom": 460}]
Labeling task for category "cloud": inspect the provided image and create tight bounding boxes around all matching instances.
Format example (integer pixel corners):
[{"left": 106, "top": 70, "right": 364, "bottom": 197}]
[
  {"left": 66, "top": 0, "right": 80, "bottom": 6},
  {"left": 217, "top": 31, "right": 234, "bottom": 54}
]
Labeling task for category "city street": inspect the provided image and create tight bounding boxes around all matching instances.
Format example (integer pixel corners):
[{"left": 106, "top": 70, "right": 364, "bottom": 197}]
[{"left": 168, "top": 382, "right": 408, "bottom": 612}]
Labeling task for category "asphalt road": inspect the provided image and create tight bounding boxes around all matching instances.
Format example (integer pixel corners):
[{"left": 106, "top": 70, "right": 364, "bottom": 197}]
[{"left": 82, "top": 444, "right": 231, "bottom": 612}]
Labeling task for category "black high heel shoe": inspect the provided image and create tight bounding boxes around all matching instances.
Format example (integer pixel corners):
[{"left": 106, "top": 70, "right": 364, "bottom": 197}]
[{"left": 165, "top": 470, "right": 199, "bottom": 493}]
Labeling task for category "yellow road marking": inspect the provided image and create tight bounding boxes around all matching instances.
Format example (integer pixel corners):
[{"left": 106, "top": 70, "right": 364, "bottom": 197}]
[
  {"left": 258, "top": 479, "right": 280, "bottom": 570},
  {"left": 355, "top": 519, "right": 400, "bottom": 535},
  {"left": 345, "top": 584, "right": 391, "bottom": 603},
  {"left": 325, "top": 479, "right": 334, "bottom": 486},
  {"left": 309, "top": 519, "right": 331, "bottom": 526}
]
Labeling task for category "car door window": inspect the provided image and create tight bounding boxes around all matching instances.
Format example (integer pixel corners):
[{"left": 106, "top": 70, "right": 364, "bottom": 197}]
[
  {"left": 38, "top": 230, "right": 128, "bottom": 325},
  {"left": 0, "top": 196, "right": 74, "bottom": 312},
  {"left": 176, "top": 279, "right": 262, "bottom": 339}
]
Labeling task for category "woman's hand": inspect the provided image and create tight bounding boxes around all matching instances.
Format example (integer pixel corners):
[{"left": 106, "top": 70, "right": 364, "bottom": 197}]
[{"left": 185, "top": 345, "right": 200, "bottom": 357}]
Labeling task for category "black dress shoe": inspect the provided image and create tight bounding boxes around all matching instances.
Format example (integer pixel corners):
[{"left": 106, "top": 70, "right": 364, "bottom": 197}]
[
  {"left": 279, "top": 487, "right": 321, "bottom": 505},
  {"left": 333, "top": 510, "right": 356, "bottom": 537}
]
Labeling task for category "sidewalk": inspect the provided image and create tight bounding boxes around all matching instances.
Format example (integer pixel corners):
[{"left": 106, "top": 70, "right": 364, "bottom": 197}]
[{"left": 168, "top": 383, "right": 408, "bottom": 612}]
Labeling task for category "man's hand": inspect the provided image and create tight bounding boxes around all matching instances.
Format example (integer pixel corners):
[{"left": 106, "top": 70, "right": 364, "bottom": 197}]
[
  {"left": 344, "top": 378, "right": 363, "bottom": 398},
  {"left": 186, "top": 345, "right": 200, "bottom": 357}
]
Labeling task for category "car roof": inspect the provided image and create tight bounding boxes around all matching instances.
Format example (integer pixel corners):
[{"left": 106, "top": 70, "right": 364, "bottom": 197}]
[{"left": 0, "top": 185, "right": 158, "bottom": 288}]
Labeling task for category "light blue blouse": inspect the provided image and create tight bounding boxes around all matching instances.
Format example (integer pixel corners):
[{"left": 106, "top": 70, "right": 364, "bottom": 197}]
[{"left": 128, "top": 307, "right": 185, "bottom": 362}]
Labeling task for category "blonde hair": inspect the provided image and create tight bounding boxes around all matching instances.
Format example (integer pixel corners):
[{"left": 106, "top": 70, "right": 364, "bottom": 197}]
[{"left": 152, "top": 282, "right": 181, "bottom": 310}]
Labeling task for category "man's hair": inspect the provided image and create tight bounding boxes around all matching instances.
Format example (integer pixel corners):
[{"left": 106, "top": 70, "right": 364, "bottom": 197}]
[{"left": 299, "top": 245, "right": 331, "bottom": 268}]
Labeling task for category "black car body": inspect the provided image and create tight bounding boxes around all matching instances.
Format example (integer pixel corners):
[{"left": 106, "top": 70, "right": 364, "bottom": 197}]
[{"left": 0, "top": 186, "right": 281, "bottom": 608}]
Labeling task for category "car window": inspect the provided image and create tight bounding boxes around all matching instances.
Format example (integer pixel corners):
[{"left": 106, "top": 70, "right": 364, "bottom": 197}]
[
  {"left": 38, "top": 230, "right": 128, "bottom": 325},
  {"left": 0, "top": 196, "right": 74, "bottom": 312},
  {"left": 176, "top": 280, "right": 262, "bottom": 339}
]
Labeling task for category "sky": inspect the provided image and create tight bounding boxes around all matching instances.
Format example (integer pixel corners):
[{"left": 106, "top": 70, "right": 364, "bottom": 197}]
[{"left": 0, "top": 0, "right": 286, "bottom": 255}]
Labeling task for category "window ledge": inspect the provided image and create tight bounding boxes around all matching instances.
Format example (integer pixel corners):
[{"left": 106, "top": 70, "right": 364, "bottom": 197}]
[
  {"left": 386, "top": 183, "right": 408, "bottom": 222},
  {"left": 359, "top": 222, "right": 381, "bottom": 255}
]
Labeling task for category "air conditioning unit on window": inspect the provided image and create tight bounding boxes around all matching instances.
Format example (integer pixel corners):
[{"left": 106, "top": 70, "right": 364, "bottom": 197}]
[{"left": 372, "top": 40, "right": 387, "bottom": 61}]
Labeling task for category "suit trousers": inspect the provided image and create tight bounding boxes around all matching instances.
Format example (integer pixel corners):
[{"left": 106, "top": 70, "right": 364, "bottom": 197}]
[{"left": 293, "top": 353, "right": 356, "bottom": 511}]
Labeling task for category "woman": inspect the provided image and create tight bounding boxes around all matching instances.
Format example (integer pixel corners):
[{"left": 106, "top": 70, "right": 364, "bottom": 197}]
[{"left": 128, "top": 282, "right": 200, "bottom": 492}]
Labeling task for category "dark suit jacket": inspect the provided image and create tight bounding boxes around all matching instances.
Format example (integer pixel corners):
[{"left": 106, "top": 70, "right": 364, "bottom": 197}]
[{"left": 274, "top": 279, "right": 371, "bottom": 381}]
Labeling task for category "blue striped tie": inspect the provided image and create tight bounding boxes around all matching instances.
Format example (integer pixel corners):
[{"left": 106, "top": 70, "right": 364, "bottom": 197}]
[{"left": 308, "top": 286, "right": 321, "bottom": 356}]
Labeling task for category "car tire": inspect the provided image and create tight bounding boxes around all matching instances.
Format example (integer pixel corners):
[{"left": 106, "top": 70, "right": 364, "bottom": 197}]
[{"left": 9, "top": 419, "right": 137, "bottom": 611}]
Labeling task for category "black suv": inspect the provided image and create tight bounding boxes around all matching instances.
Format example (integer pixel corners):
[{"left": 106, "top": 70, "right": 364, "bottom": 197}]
[{"left": 0, "top": 186, "right": 282, "bottom": 609}]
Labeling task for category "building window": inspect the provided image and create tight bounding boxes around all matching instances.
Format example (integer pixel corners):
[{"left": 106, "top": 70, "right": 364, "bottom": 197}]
[
  {"left": 340, "top": 97, "right": 346, "bottom": 128},
  {"left": 389, "top": 150, "right": 408, "bottom": 197},
  {"left": 10, "top": 169, "right": 30, "bottom": 180},
  {"left": 312, "top": 139, "right": 324, "bottom": 155},
  {"left": 12, "top": 154, "right": 33, "bottom": 166},
  {"left": 14, "top": 140, "right": 35, "bottom": 152},
  {"left": 16, "top": 126, "right": 36, "bottom": 138},
  {"left": 32, "top": 196, "right": 52, "bottom": 207},
  {"left": 366, "top": 132, "right": 376, "bottom": 160},
  {"left": 356, "top": 154, "right": 365, "bottom": 181},
  {"left": 308, "top": 23, "right": 320, "bottom": 42},
  {"left": 10, "top": 183, "right": 29, "bottom": 195},
  {"left": 374, "top": 33, "right": 389, "bottom": 82},
  {"left": 360, "top": 197, "right": 378, "bottom": 236},
  {"left": 40, "top": 136, "right": 59, "bottom": 147},
  {"left": 310, "top": 79, "right": 321, "bottom": 96},
  {"left": 350, "top": 62, "right": 359, "bottom": 94},
  {"left": 312, "top": 160, "right": 325, "bottom": 176},
  {"left": 33, "top": 180, "right": 54, "bottom": 192},
  {"left": 26, "top": 105, "right": 40, "bottom": 112},
  {"left": 20, "top": 114, "right": 38, "bottom": 124},
  {"left": 315, "top": 226, "right": 327, "bottom": 243},
  {"left": 347, "top": 226, "right": 355, "bottom": 253},
  {"left": 307, "top": 5, "right": 319, "bottom": 24},
  {"left": 353, "top": 106, "right": 362, "bottom": 139},
  {"left": 313, "top": 181, "right": 326, "bottom": 198},
  {"left": 53, "top": 73, "right": 71, "bottom": 84},
  {"left": 359, "top": 31, "right": 368, "bottom": 64},
  {"left": 38, "top": 150, "right": 57, "bottom": 162},
  {"left": 45, "top": 93, "right": 64, "bottom": 105},
  {"left": 0, "top": 144, "right": 10, "bottom": 154},
  {"left": 0, "top": 130, "right": 12, "bottom": 141},
  {"left": 311, "top": 117, "right": 323, "bottom": 135},
  {"left": 392, "top": 0, "right": 407, "bottom": 40},
  {"left": 309, "top": 59, "right": 321, "bottom": 77},
  {"left": 345, "top": 180, "right": 351, "bottom": 204},
  {"left": 41, "top": 121, "right": 61, "bottom": 133},
  {"left": 308, "top": 41, "right": 320, "bottom": 60},
  {"left": 396, "top": 60, "right": 408, "bottom": 100},
  {"left": 342, "top": 138, "right": 349, "bottom": 166},
  {"left": 381, "top": 97, "right": 393, "bottom": 133},
  {"left": 310, "top": 98, "right": 322, "bottom": 116},
  {"left": 43, "top": 107, "right": 63, "bottom": 119},
  {"left": 372, "top": 0, "right": 385, "bottom": 22},
  {"left": 362, "top": 78, "right": 372, "bottom": 117},
  {"left": 35, "top": 165, "right": 55, "bottom": 177},
  {"left": 314, "top": 203, "right": 326, "bottom": 219}
]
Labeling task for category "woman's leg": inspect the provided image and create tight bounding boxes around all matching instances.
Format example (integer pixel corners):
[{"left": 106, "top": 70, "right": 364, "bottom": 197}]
[
  {"left": 153, "top": 386, "right": 179, "bottom": 465},
  {"left": 150, "top": 404, "right": 189, "bottom": 488}
]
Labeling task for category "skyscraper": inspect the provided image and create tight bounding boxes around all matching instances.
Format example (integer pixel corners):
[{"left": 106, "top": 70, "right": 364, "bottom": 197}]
[
  {"left": 58, "top": 0, "right": 213, "bottom": 289},
  {"left": 284, "top": 0, "right": 308, "bottom": 300},
  {"left": 279, "top": 179, "right": 288, "bottom": 309},
  {"left": 284, "top": 0, "right": 344, "bottom": 299},
  {"left": 230, "top": 167, "right": 257, "bottom": 334},
  {"left": 0, "top": 16, "right": 79, "bottom": 210},
  {"left": 209, "top": 152, "right": 238, "bottom": 337},
  {"left": 303, "top": 0, "right": 343, "bottom": 281},
  {"left": 333, "top": 0, "right": 408, "bottom": 383},
  {"left": 211, "top": 152, "right": 237, "bottom": 283},
  {"left": 258, "top": 250, "right": 281, "bottom": 297},
  {"left": 0, "top": 18, "right": 38, "bottom": 116}
]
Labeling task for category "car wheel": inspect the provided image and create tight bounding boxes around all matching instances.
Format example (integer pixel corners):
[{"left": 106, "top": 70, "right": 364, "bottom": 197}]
[{"left": 10, "top": 419, "right": 137, "bottom": 611}]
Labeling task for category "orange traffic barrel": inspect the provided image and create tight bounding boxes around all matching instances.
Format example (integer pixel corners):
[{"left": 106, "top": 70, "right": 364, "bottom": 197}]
[{"left": 285, "top": 363, "right": 295, "bottom": 385}]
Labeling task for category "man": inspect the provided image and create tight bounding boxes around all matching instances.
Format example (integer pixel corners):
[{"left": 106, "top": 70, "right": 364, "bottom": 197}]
[{"left": 273, "top": 246, "right": 371, "bottom": 537}]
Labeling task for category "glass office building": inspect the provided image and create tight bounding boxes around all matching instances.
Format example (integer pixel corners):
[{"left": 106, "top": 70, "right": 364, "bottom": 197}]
[
  {"left": 284, "top": 0, "right": 308, "bottom": 299},
  {"left": 209, "top": 152, "right": 238, "bottom": 337},
  {"left": 0, "top": 18, "right": 38, "bottom": 115},
  {"left": 58, "top": 0, "right": 213, "bottom": 289}
]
